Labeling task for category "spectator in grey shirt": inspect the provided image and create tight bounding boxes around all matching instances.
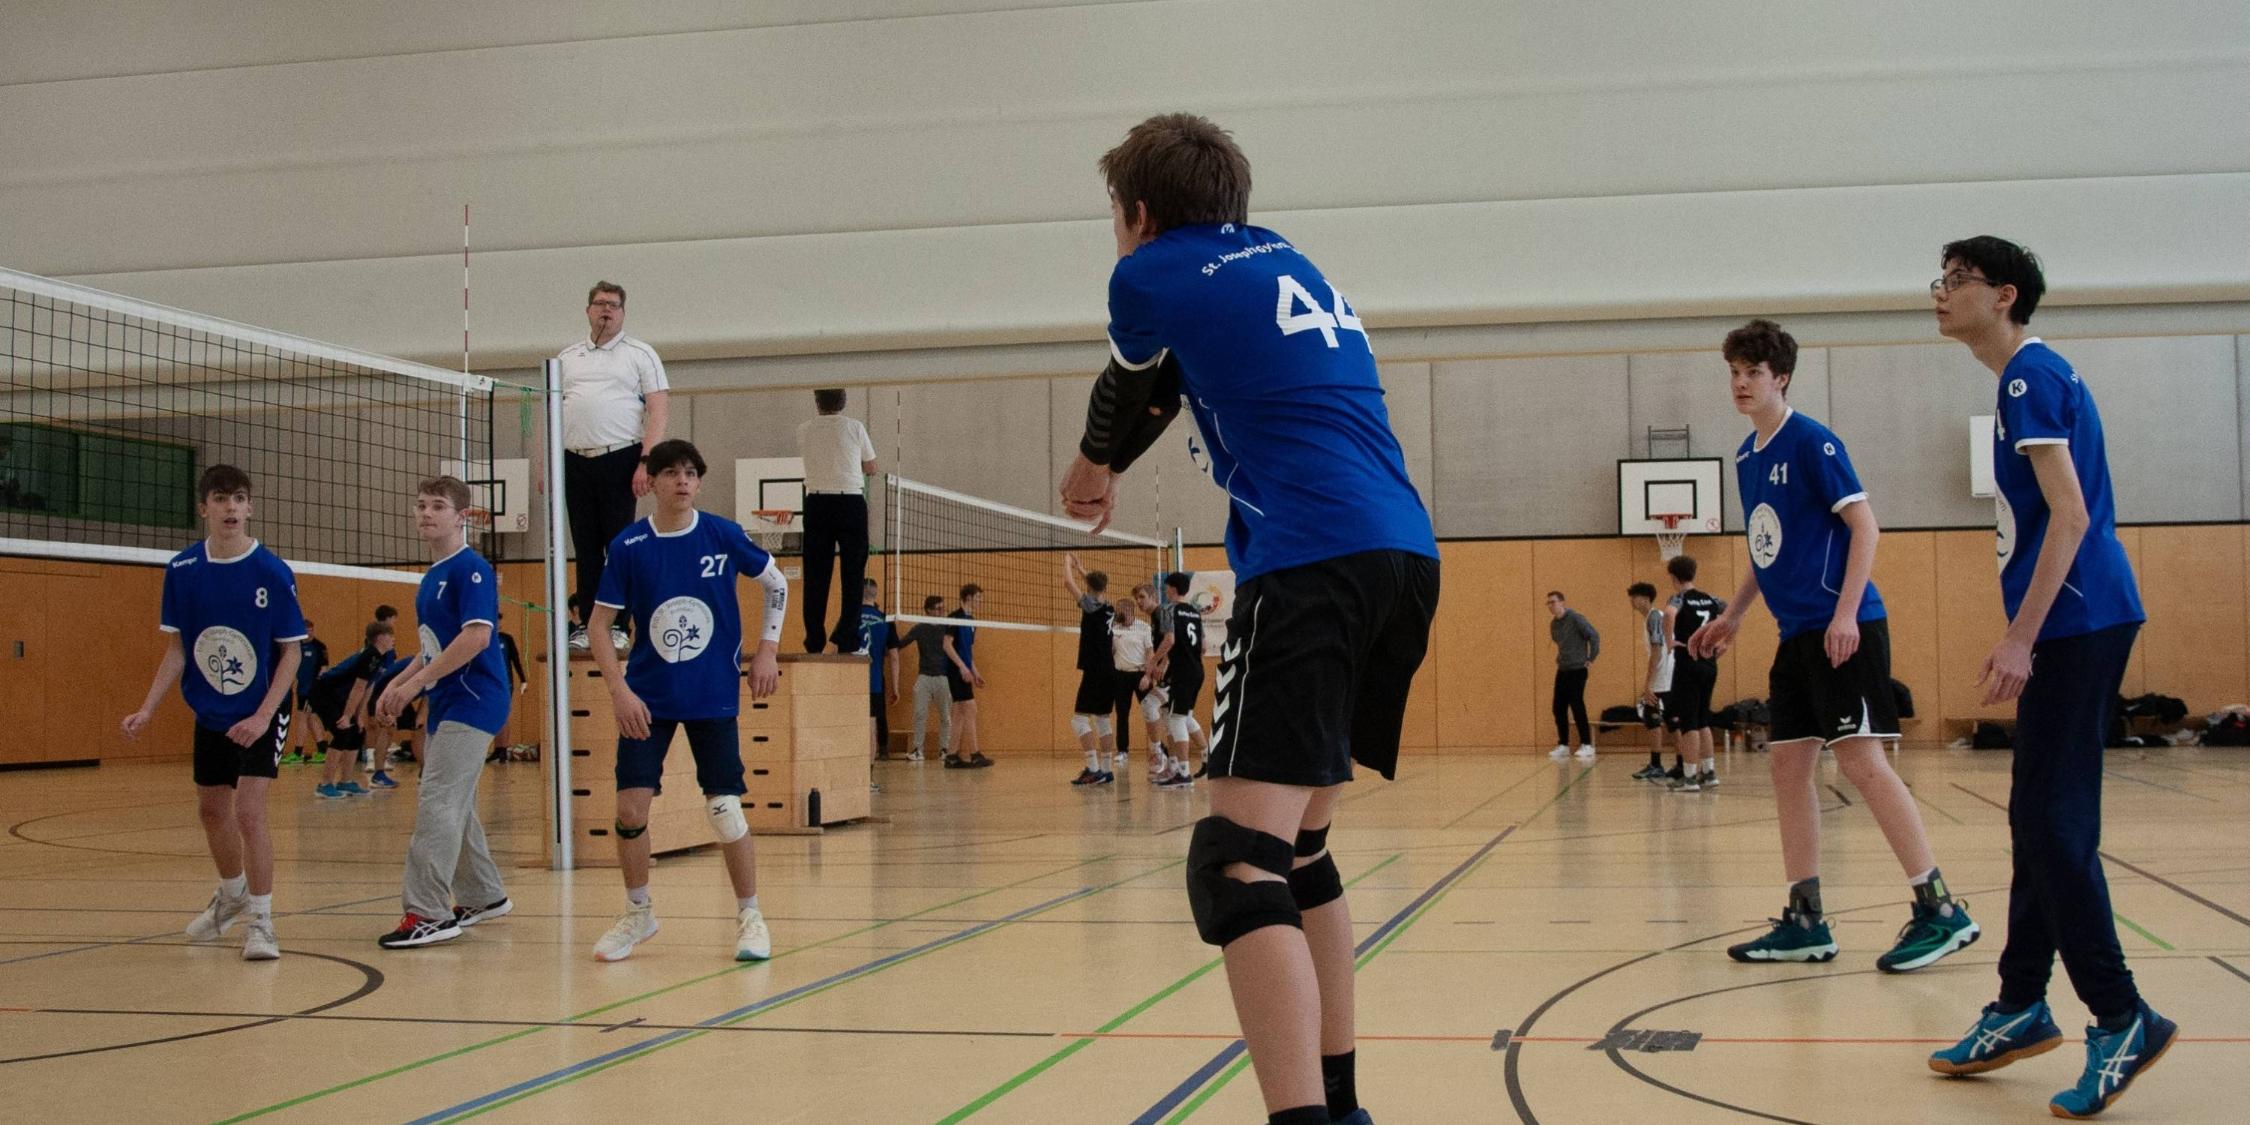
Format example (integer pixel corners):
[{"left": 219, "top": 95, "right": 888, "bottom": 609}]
[{"left": 1547, "top": 591, "right": 1600, "bottom": 759}]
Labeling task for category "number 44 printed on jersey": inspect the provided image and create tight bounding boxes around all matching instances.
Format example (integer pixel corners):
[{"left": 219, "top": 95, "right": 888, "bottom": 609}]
[{"left": 1275, "top": 276, "right": 1365, "bottom": 348}]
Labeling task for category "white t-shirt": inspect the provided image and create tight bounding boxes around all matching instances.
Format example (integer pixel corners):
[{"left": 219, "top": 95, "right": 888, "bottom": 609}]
[
  {"left": 558, "top": 334, "right": 668, "bottom": 451},
  {"left": 797, "top": 414, "right": 878, "bottom": 494},
  {"left": 1644, "top": 607, "right": 1674, "bottom": 693},
  {"left": 1112, "top": 620, "right": 1152, "bottom": 673}
]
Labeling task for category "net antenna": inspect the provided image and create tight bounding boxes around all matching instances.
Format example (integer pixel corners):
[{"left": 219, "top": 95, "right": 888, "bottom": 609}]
[
  {"left": 885, "top": 474, "right": 1170, "bottom": 634},
  {"left": 748, "top": 508, "right": 795, "bottom": 557},
  {"left": 1654, "top": 513, "right": 1689, "bottom": 561}
]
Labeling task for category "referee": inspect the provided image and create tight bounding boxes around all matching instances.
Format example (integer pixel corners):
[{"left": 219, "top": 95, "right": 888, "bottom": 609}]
[
  {"left": 559, "top": 280, "right": 669, "bottom": 652},
  {"left": 795, "top": 388, "right": 878, "bottom": 652}
]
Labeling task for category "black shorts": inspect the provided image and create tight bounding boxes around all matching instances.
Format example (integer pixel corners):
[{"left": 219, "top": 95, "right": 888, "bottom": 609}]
[
  {"left": 1205, "top": 549, "right": 1440, "bottom": 786},
  {"left": 191, "top": 708, "right": 289, "bottom": 788},
  {"left": 617, "top": 716, "right": 745, "bottom": 797},
  {"left": 947, "top": 672, "right": 974, "bottom": 703},
  {"left": 328, "top": 722, "right": 367, "bottom": 752},
  {"left": 1167, "top": 672, "right": 1203, "bottom": 718},
  {"left": 1072, "top": 667, "right": 1114, "bottom": 715},
  {"left": 1664, "top": 658, "right": 1719, "bottom": 732},
  {"left": 1768, "top": 617, "right": 1898, "bottom": 745}
]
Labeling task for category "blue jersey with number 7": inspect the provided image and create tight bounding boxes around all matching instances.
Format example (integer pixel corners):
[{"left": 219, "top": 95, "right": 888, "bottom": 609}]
[{"left": 1106, "top": 222, "right": 1434, "bottom": 582}]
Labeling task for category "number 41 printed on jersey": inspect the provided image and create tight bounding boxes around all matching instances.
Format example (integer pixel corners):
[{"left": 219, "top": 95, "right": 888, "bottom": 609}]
[{"left": 1275, "top": 276, "right": 1365, "bottom": 348}]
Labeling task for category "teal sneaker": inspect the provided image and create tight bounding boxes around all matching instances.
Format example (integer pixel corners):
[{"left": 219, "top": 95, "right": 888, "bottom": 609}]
[
  {"left": 1877, "top": 900, "right": 1980, "bottom": 973},
  {"left": 315, "top": 783, "right": 344, "bottom": 800},
  {"left": 1929, "top": 1000, "right": 2063, "bottom": 1075},
  {"left": 1726, "top": 907, "right": 1838, "bottom": 963},
  {"left": 2050, "top": 1003, "right": 2177, "bottom": 1119}
]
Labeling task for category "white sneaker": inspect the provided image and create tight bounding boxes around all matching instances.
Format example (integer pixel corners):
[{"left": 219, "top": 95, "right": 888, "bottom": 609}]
[
  {"left": 905, "top": 749, "right": 924, "bottom": 761},
  {"left": 185, "top": 890, "right": 249, "bottom": 941},
  {"left": 1548, "top": 744, "right": 1571, "bottom": 759},
  {"left": 568, "top": 626, "right": 591, "bottom": 652},
  {"left": 1574, "top": 745, "right": 1596, "bottom": 759},
  {"left": 735, "top": 907, "right": 772, "bottom": 961},
  {"left": 241, "top": 917, "right": 280, "bottom": 961},
  {"left": 1112, "top": 750, "right": 1128, "bottom": 766},
  {"left": 593, "top": 902, "right": 659, "bottom": 962},
  {"left": 610, "top": 627, "right": 631, "bottom": 652}
]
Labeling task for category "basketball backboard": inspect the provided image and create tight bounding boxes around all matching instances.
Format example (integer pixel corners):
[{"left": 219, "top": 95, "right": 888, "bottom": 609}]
[
  {"left": 1618, "top": 458, "right": 1724, "bottom": 535},
  {"left": 440, "top": 457, "right": 530, "bottom": 533}
]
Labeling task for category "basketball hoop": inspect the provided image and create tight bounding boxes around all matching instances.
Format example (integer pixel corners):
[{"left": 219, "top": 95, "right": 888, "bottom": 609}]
[
  {"left": 1653, "top": 513, "right": 1688, "bottom": 561},
  {"left": 464, "top": 506, "right": 493, "bottom": 535},
  {"left": 749, "top": 508, "right": 795, "bottom": 555}
]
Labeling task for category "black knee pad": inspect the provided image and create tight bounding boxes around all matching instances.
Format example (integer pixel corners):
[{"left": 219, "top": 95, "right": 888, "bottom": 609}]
[
  {"left": 1295, "top": 824, "right": 1330, "bottom": 858},
  {"left": 614, "top": 821, "right": 647, "bottom": 840},
  {"left": 1289, "top": 852, "right": 1343, "bottom": 911},
  {"left": 1185, "top": 816, "right": 1301, "bottom": 947}
]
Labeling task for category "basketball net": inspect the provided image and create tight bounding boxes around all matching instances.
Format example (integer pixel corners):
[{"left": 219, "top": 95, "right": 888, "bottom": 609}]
[
  {"left": 464, "top": 506, "right": 493, "bottom": 535},
  {"left": 1654, "top": 514, "right": 1687, "bottom": 561},
  {"left": 749, "top": 509, "right": 795, "bottom": 555}
]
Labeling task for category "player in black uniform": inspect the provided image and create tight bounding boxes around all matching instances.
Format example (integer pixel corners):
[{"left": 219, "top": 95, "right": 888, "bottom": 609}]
[
  {"left": 311, "top": 621, "right": 390, "bottom": 798},
  {"left": 1150, "top": 572, "right": 1205, "bottom": 788},
  {"left": 1064, "top": 555, "right": 1119, "bottom": 786},
  {"left": 1661, "top": 556, "right": 1725, "bottom": 790}
]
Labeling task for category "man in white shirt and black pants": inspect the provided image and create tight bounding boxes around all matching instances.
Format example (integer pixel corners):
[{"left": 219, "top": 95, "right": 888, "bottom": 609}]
[
  {"left": 560, "top": 281, "right": 669, "bottom": 652},
  {"left": 795, "top": 389, "right": 878, "bottom": 652}
]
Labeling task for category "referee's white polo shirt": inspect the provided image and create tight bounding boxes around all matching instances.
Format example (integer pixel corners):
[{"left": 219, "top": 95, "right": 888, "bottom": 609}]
[
  {"left": 559, "top": 334, "right": 668, "bottom": 454},
  {"left": 797, "top": 414, "right": 878, "bottom": 496}
]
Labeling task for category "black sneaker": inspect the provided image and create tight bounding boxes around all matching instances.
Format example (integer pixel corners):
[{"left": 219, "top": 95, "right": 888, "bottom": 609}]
[
  {"left": 379, "top": 912, "right": 463, "bottom": 948},
  {"left": 943, "top": 756, "right": 975, "bottom": 770},
  {"left": 1192, "top": 762, "right": 1208, "bottom": 779},
  {"left": 969, "top": 753, "right": 994, "bottom": 767},
  {"left": 1665, "top": 764, "right": 1685, "bottom": 781},
  {"left": 453, "top": 898, "right": 513, "bottom": 928},
  {"left": 1631, "top": 763, "right": 1667, "bottom": 781},
  {"left": 1070, "top": 769, "right": 1101, "bottom": 786},
  {"left": 1093, "top": 771, "right": 1116, "bottom": 785}
]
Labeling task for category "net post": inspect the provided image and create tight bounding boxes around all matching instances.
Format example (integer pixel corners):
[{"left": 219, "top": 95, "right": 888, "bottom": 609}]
[
  {"left": 541, "top": 358, "right": 575, "bottom": 872},
  {"left": 888, "top": 473, "right": 902, "bottom": 619}
]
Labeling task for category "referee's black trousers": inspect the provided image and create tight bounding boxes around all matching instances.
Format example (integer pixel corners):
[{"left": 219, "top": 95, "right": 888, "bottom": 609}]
[
  {"left": 564, "top": 445, "right": 640, "bottom": 628},
  {"left": 801, "top": 493, "right": 869, "bottom": 653}
]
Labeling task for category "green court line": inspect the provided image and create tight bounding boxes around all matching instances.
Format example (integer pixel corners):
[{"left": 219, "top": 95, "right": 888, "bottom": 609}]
[
  {"left": 2114, "top": 912, "right": 2175, "bottom": 951},
  {"left": 1168, "top": 766, "right": 1592, "bottom": 1118},
  {"left": 214, "top": 853, "right": 1121, "bottom": 1124},
  {"left": 934, "top": 853, "right": 1405, "bottom": 1124},
  {"left": 432, "top": 856, "right": 1189, "bottom": 1125}
]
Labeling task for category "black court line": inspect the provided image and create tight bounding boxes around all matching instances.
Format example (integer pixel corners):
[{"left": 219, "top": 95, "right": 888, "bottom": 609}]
[
  {"left": 2210, "top": 956, "right": 2250, "bottom": 986},
  {"left": 19, "top": 1005, "right": 1055, "bottom": 1040},
  {"left": 1827, "top": 784, "right": 1852, "bottom": 807},
  {"left": 1598, "top": 971, "right": 1893, "bottom": 1125},
  {"left": 2103, "top": 768, "right": 2222, "bottom": 802},
  {"left": 1953, "top": 779, "right": 2250, "bottom": 929},
  {"left": 0, "top": 942, "right": 382, "bottom": 1065},
  {"left": 0, "top": 892, "right": 398, "bottom": 968}
]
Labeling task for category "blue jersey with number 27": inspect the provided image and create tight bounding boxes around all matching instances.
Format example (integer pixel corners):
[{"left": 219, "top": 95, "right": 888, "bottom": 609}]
[
  {"left": 596, "top": 511, "right": 774, "bottom": 720},
  {"left": 1735, "top": 410, "right": 1886, "bottom": 641},
  {"left": 1106, "top": 223, "right": 1435, "bottom": 582}
]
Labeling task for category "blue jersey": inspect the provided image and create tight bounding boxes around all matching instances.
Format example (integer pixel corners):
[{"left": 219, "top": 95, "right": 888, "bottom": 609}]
[
  {"left": 414, "top": 544, "right": 510, "bottom": 733},
  {"left": 1735, "top": 410, "right": 1887, "bottom": 640},
  {"left": 1993, "top": 340, "right": 2143, "bottom": 639},
  {"left": 159, "top": 540, "right": 307, "bottom": 728},
  {"left": 595, "top": 512, "right": 774, "bottom": 720},
  {"left": 948, "top": 609, "right": 977, "bottom": 673},
  {"left": 856, "top": 604, "right": 892, "bottom": 693},
  {"left": 1106, "top": 222, "right": 1436, "bottom": 581}
]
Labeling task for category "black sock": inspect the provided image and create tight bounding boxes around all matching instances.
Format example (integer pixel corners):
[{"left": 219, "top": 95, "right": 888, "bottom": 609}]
[
  {"left": 1322, "top": 1051, "right": 1358, "bottom": 1117},
  {"left": 1672, "top": 754, "right": 1684, "bottom": 769},
  {"left": 1788, "top": 877, "right": 1823, "bottom": 924},
  {"left": 1911, "top": 868, "right": 1952, "bottom": 912},
  {"left": 1647, "top": 751, "right": 1662, "bottom": 768},
  {"left": 2095, "top": 1006, "right": 2140, "bottom": 1033},
  {"left": 1269, "top": 1107, "right": 1329, "bottom": 1125},
  {"left": 1993, "top": 997, "right": 2037, "bottom": 1015}
]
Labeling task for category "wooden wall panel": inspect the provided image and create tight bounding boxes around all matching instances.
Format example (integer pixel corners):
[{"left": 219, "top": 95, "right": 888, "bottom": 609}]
[
  {"left": 1932, "top": 529, "right": 2010, "bottom": 725},
  {"left": 1869, "top": 532, "right": 1941, "bottom": 741},
  {"left": 2135, "top": 524, "right": 2245, "bottom": 711},
  {"left": 1528, "top": 538, "right": 1635, "bottom": 747},
  {"left": 1431, "top": 540, "right": 1535, "bottom": 753}
]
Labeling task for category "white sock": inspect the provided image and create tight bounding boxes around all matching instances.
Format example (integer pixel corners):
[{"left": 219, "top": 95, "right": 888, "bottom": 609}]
[
  {"left": 626, "top": 885, "right": 651, "bottom": 907},
  {"left": 738, "top": 895, "right": 759, "bottom": 913},
  {"left": 219, "top": 874, "right": 247, "bottom": 899},
  {"left": 1085, "top": 749, "right": 1101, "bottom": 772},
  {"left": 1702, "top": 757, "right": 1716, "bottom": 772},
  {"left": 1909, "top": 868, "right": 1936, "bottom": 886},
  {"left": 246, "top": 893, "right": 272, "bottom": 918}
]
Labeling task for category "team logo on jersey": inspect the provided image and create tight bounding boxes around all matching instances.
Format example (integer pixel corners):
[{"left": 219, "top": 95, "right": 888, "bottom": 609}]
[
  {"left": 2008, "top": 379, "right": 2027, "bottom": 398},
  {"left": 1823, "top": 442, "right": 1836, "bottom": 456},
  {"left": 419, "top": 624, "right": 443, "bottom": 661},
  {"left": 652, "top": 596, "right": 715, "bottom": 663},
  {"left": 1747, "top": 504, "right": 1783, "bottom": 569},
  {"left": 1994, "top": 492, "right": 2017, "bottom": 573},
  {"left": 193, "top": 626, "right": 257, "bottom": 695}
]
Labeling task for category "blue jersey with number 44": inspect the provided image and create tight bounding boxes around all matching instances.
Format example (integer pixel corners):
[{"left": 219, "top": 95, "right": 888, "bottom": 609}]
[
  {"left": 1992, "top": 340, "right": 2142, "bottom": 640},
  {"left": 415, "top": 545, "right": 510, "bottom": 734},
  {"left": 1735, "top": 410, "right": 1886, "bottom": 640},
  {"left": 1106, "top": 222, "right": 1435, "bottom": 582},
  {"left": 596, "top": 511, "right": 774, "bottom": 720},
  {"left": 160, "top": 540, "right": 307, "bottom": 729}
]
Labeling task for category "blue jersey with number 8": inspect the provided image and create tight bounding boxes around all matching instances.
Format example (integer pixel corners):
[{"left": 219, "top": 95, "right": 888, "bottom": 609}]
[
  {"left": 1106, "top": 222, "right": 1435, "bottom": 581},
  {"left": 159, "top": 540, "right": 307, "bottom": 729}
]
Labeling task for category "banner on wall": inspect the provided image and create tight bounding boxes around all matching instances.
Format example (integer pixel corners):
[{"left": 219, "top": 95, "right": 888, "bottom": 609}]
[{"left": 1184, "top": 570, "right": 1234, "bottom": 657}]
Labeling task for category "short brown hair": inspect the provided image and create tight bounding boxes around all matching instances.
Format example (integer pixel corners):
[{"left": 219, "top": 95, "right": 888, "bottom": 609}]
[
  {"left": 1722, "top": 319, "right": 1798, "bottom": 380},
  {"left": 923, "top": 595, "right": 945, "bottom": 614},
  {"left": 417, "top": 475, "right": 473, "bottom": 512},
  {"left": 364, "top": 620, "right": 394, "bottom": 645},
  {"left": 588, "top": 280, "right": 625, "bottom": 306},
  {"left": 1098, "top": 114, "right": 1251, "bottom": 236},
  {"left": 1666, "top": 555, "right": 1699, "bottom": 582},
  {"left": 959, "top": 583, "right": 983, "bottom": 601},
  {"left": 197, "top": 463, "right": 252, "bottom": 500},
  {"left": 814, "top": 389, "right": 846, "bottom": 414}
]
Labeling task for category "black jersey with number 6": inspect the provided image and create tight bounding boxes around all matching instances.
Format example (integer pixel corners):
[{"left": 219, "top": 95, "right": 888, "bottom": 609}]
[{"left": 1167, "top": 603, "right": 1205, "bottom": 685}]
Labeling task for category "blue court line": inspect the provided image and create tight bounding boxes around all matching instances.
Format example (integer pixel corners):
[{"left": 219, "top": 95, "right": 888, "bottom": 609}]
[
  {"left": 0, "top": 893, "right": 397, "bottom": 968},
  {"left": 404, "top": 886, "right": 1101, "bottom": 1125},
  {"left": 1127, "top": 826, "right": 1516, "bottom": 1125}
]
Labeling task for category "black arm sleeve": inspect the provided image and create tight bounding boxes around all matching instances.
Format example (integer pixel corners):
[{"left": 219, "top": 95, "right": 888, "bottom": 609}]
[{"left": 1079, "top": 353, "right": 1182, "bottom": 473}]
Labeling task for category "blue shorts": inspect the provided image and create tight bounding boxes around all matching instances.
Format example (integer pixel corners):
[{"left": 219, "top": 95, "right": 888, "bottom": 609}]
[{"left": 615, "top": 717, "right": 744, "bottom": 797}]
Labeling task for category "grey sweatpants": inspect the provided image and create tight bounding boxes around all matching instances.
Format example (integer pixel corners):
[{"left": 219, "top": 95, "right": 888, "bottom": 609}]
[
  {"left": 401, "top": 720, "right": 506, "bottom": 920},
  {"left": 911, "top": 674, "right": 952, "bottom": 753}
]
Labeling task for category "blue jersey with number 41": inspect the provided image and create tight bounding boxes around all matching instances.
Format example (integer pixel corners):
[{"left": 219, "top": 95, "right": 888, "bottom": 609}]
[
  {"left": 596, "top": 511, "right": 774, "bottom": 720},
  {"left": 1734, "top": 410, "right": 1886, "bottom": 641},
  {"left": 1106, "top": 222, "right": 1435, "bottom": 582}
]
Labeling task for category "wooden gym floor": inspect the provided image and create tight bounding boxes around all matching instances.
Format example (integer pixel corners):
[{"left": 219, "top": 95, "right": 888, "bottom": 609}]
[{"left": 3, "top": 745, "right": 2246, "bottom": 1123}]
